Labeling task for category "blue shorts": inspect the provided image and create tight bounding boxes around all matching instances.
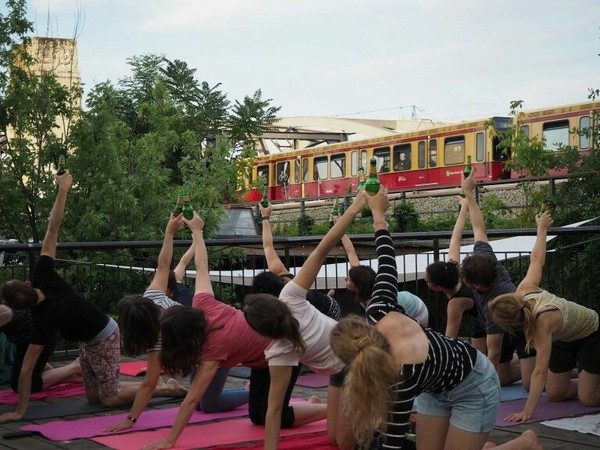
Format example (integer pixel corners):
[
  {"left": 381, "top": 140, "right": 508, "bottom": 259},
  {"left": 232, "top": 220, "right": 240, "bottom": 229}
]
[{"left": 414, "top": 351, "right": 500, "bottom": 433}]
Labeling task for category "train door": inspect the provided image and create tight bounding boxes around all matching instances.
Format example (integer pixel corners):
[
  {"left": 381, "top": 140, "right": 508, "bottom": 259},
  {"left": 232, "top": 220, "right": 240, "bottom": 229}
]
[
  {"left": 257, "top": 164, "right": 270, "bottom": 198},
  {"left": 490, "top": 117, "right": 512, "bottom": 179},
  {"left": 275, "top": 160, "right": 290, "bottom": 199},
  {"left": 427, "top": 138, "right": 439, "bottom": 185}
]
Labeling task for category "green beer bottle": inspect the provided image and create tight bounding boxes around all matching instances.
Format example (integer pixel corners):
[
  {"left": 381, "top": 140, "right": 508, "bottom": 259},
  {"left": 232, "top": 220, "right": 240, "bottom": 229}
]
[
  {"left": 181, "top": 189, "right": 194, "bottom": 220},
  {"left": 260, "top": 189, "right": 269, "bottom": 208},
  {"left": 459, "top": 155, "right": 472, "bottom": 198},
  {"left": 57, "top": 154, "right": 67, "bottom": 175},
  {"left": 357, "top": 166, "right": 366, "bottom": 192},
  {"left": 538, "top": 201, "right": 548, "bottom": 218},
  {"left": 364, "top": 158, "right": 380, "bottom": 195},
  {"left": 329, "top": 197, "right": 340, "bottom": 228},
  {"left": 172, "top": 193, "right": 185, "bottom": 217}
]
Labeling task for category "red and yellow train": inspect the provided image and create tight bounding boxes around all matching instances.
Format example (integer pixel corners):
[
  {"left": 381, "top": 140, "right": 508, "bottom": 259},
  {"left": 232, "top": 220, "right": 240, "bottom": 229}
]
[{"left": 246, "top": 101, "right": 598, "bottom": 201}]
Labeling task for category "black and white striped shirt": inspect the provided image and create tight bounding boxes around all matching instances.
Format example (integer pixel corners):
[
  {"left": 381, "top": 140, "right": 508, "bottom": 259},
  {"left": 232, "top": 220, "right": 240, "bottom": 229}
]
[{"left": 366, "top": 230, "right": 477, "bottom": 449}]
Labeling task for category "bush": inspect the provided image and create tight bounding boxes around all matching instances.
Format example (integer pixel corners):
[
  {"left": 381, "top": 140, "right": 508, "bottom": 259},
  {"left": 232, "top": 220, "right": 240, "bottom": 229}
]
[
  {"left": 297, "top": 213, "right": 314, "bottom": 236},
  {"left": 392, "top": 202, "right": 419, "bottom": 232}
]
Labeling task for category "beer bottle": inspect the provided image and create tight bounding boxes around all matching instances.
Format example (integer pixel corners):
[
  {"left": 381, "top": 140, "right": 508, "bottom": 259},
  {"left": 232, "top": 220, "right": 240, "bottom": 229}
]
[
  {"left": 329, "top": 197, "right": 340, "bottom": 227},
  {"left": 357, "top": 166, "right": 366, "bottom": 191},
  {"left": 538, "top": 201, "right": 548, "bottom": 218},
  {"left": 364, "top": 158, "right": 380, "bottom": 195},
  {"left": 181, "top": 189, "right": 194, "bottom": 220},
  {"left": 260, "top": 189, "right": 269, "bottom": 208},
  {"left": 57, "top": 154, "right": 67, "bottom": 175},
  {"left": 459, "top": 155, "right": 472, "bottom": 198},
  {"left": 172, "top": 193, "right": 185, "bottom": 217}
]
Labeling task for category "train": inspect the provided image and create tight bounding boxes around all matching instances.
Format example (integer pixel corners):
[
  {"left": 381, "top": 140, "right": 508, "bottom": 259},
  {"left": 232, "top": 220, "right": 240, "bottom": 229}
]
[{"left": 244, "top": 101, "right": 598, "bottom": 202}]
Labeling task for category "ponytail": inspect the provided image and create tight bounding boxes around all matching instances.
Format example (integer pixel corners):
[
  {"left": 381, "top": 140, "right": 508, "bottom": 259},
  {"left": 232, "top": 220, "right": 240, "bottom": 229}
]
[
  {"left": 331, "top": 316, "right": 399, "bottom": 449},
  {"left": 489, "top": 294, "right": 537, "bottom": 351}
]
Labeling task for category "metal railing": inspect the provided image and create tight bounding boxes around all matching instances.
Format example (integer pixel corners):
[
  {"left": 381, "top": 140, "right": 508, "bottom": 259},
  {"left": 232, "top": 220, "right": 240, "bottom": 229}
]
[{"left": 1, "top": 225, "right": 599, "bottom": 345}]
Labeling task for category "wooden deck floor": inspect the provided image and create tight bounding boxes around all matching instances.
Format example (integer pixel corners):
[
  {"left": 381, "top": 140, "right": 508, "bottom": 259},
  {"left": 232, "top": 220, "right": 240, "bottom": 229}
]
[{"left": 0, "top": 359, "right": 599, "bottom": 449}]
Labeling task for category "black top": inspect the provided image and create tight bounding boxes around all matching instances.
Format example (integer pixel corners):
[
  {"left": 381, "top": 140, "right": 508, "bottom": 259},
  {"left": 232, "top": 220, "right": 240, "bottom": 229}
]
[{"left": 31, "top": 256, "right": 109, "bottom": 344}]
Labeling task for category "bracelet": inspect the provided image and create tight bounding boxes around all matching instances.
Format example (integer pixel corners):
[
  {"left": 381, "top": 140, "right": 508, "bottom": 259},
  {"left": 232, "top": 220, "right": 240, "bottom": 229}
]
[
  {"left": 127, "top": 416, "right": 137, "bottom": 423},
  {"left": 262, "top": 216, "right": 270, "bottom": 220}
]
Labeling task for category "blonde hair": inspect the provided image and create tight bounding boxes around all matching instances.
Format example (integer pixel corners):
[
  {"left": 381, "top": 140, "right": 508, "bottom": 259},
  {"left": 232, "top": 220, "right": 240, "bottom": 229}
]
[
  {"left": 330, "top": 316, "right": 400, "bottom": 449},
  {"left": 489, "top": 293, "right": 536, "bottom": 351}
]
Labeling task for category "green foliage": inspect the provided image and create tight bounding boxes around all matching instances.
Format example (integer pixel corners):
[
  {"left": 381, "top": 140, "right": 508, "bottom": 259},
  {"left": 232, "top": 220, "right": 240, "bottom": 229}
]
[
  {"left": 297, "top": 213, "right": 314, "bottom": 236},
  {"left": 392, "top": 201, "right": 419, "bottom": 232}
]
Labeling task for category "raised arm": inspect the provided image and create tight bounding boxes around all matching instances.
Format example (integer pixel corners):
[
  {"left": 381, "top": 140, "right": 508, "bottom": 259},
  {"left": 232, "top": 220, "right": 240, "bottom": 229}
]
[
  {"left": 338, "top": 222, "right": 360, "bottom": 268},
  {"left": 173, "top": 242, "right": 195, "bottom": 282},
  {"left": 293, "top": 192, "right": 367, "bottom": 290},
  {"left": 462, "top": 170, "right": 488, "bottom": 243},
  {"left": 182, "top": 213, "right": 212, "bottom": 295},
  {"left": 259, "top": 202, "right": 289, "bottom": 276},
  {"left": 517, "top": 212, "right": 552, "bottom": 295},
  {"left": 147, "top": 216, "right": 184, "bottom": 292},
  {"left": 40, "top": 172, "right": 73, "bottom": 258},
  {"left": 448, "top": 196, "right": 468, "bottom": 262}
]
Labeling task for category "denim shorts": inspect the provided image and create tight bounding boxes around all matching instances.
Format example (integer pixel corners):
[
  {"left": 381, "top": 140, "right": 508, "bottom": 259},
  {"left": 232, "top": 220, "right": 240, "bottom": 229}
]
[{"left": 414, "top": 351, "right": 500, "bottom": 433}]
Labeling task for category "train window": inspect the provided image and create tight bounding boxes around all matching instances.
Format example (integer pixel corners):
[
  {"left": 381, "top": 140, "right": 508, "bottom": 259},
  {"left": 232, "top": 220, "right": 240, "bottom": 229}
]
[
  {"left": 393, "top": 144, "right": 411, "bottom": 171},
  {"left": 257, "top": 165, "right": 269, "bottom": 186},
  {"left": 276, "top": 161, "right": 290, "bottom": 186},
  {"left": 580, "top": 116, "right": 590, "bottom": 149},
  {"left": 331, "top": 154, "right": 346, "bottom": 178},
  {"left": 429, "top": 139, "right": 438, "bottom": 167},
  {"left": 314, "top": 156, "right": 329, "bottom": 180},
  {"left": 360, "top": 149, "right": 368, "bottom": 170},
  {"left": 351, "top": 151, "right": 358, "bottom": 176},
  {"left": 294, "top": 158, "right": 301, "bottom": 183},
  {"left": 418, "top": 141, "right": 425, "bottom": 169},
  {"left": 302, "top": 158, "right": 309, "bottom": 182},
  {"left": 520, "top": 125, "right": 530, "bottom": 138},
  {"left": 542, "top": 120, "right": 569, "bottom": 151},
  {"left": 373, "top": 147, "right": 391, "bottom": 173},
  {"left": 444, "top": 136, "right": 465, "bottom": 165},
  {"left": 476, "top": 132, "right": 484, "bottom": 162}
]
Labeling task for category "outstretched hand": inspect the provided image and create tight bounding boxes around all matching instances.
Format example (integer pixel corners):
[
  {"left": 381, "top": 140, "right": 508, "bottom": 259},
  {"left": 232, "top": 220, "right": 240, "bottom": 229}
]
[
  {"left": 462, "top": 169, "right": 476, "bottom": 193},
  {"left": 56, "top": 171, "right": 73, "bottom": 191},
  {"left": 365, "top": 186, "right": 390, "bottom": 215},
  {"left": 182, "top": 211, "right": 205, "bottom": 233},
  {"left": 535, "top": 210, "right": 553, "bottom": 230},
  {"left": 348, "top": 190, "right": 368, "bottom": 215},
  {"left": 259, "top": 202, "right": 273, "bottom": 218},
  {"left": 166, "top": 214, "right": 185, "bottom": 234}
]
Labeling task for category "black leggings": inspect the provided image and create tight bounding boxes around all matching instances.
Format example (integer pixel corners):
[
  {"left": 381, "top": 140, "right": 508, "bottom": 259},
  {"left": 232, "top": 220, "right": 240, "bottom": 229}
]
[{"left": 248, "top": 365, "right": 301, "bottom": 428}]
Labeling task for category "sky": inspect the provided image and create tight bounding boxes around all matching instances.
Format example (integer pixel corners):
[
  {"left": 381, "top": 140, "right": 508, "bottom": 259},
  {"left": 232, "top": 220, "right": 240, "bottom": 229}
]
[{"left": 19, "top": 0, "right": 600, "bottom": 122}]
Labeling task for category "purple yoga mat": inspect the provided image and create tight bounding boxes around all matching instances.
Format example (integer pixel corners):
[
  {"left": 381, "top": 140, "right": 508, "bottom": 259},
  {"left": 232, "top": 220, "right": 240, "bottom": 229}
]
[
  {"left": 20, "top": 404, "right": 249, "bottom": 440},
  {"left": 495, "top": 396, "right": 600, "bottom": 427}
]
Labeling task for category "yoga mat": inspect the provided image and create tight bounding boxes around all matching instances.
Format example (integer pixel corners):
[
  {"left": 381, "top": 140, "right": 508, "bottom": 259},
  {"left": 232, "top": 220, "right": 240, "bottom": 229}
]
[
  {"left": 541, "top": 413, "right": 600, "bottom": 436},
  {"left": 21, "top": 404, "right": 249, "bottom": 440},
  {"left": 92, "top": 418, "right": 327, "bottom": 450},
  {"left": 495, "top": 396, "right": 600, "bottom": 427},
  {"left": 119, "top": 361, "right": 149, "bottom": 377},
  {"left": 500, "top": 380, "right": 529, "bottom": 402},
  {"left": 0, "top": 382, "right": 85, "bottom": 405},
  {"left": 0, "top": 396, "right": 175, "bottom": 422},
  {"left": 296, "top": 373, "right": 329, "bottom": 388},
  {"left": 217, "top": 432, "right": 336, "bottom": 449}
]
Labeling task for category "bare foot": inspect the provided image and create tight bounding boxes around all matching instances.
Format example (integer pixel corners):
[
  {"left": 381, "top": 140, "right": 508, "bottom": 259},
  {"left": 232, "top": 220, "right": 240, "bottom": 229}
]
[
  {"left": 307, "top": 395, "right": 322, "bottom": 404},
  {"left": 165, "top": 378, "right": 188, "bottom": 397}
]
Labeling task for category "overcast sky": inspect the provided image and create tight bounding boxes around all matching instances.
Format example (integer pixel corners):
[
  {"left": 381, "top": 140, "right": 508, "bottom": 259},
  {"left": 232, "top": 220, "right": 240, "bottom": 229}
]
[{"left": 24, "top": 0, "right": 600, "bottom": 122}]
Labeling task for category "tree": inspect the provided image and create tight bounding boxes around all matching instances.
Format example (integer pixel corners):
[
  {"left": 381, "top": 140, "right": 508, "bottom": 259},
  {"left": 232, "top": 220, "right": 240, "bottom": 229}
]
[{"left": 0, "top": 1, "right": 81, "bottom": 242}]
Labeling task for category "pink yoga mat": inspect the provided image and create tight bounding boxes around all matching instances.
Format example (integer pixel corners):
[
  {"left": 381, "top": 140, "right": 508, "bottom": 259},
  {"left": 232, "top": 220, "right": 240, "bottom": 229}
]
[
  {"left": 0, "top": 382, "right": 85, "bottom": 405},
  {"left": 92, "top": 418, "right": 327, "bottom": 449},
  {"left": 496, "top": 396, "right": 600, "bottom": 427},
  {"left": 119, "top": 361, "right": 149, "bottom": 376},
  {"left": 21, "top": 404, "right": 249, "bottom": 440},
  {"left": 218, "top": 433, "right": 336, "bottom": 449}
]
